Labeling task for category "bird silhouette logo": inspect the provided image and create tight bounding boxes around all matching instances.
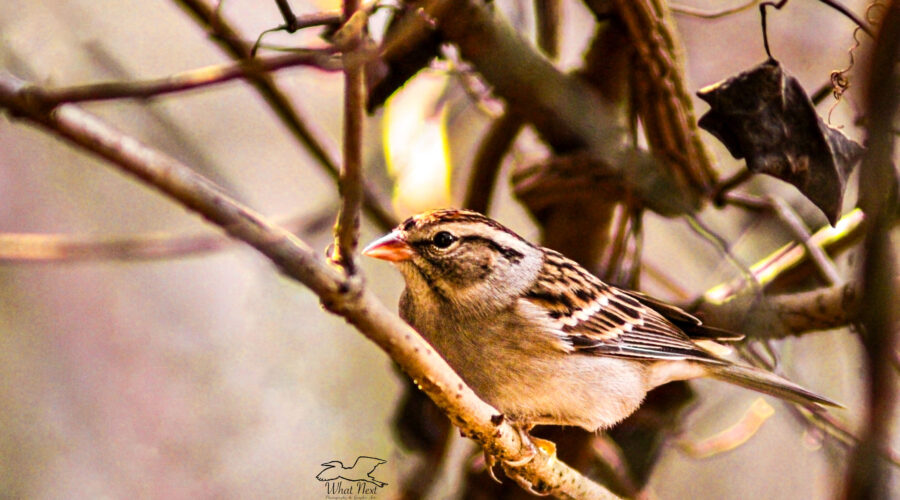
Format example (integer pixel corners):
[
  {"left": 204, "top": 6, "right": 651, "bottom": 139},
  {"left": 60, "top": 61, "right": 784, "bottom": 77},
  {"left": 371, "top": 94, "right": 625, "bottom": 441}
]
[{"left": 316, "top": 456, "right": 388, "bottom": 489}]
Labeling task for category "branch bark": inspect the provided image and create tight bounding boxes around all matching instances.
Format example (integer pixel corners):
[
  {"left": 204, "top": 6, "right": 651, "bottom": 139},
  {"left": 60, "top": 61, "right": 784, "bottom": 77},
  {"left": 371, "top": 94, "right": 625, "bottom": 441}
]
[
  {"left": 18, "top": 49, "right": 341, "bottom": 105},
  {"left": 845, "top": 2, "right": 900, "bottom": 497},
  {"left": 699, "top": 279, "right": 873, "bottom": 338},
  {"left": 332, "top": 3, "right": 367, "bottom": 272},
  {"left": 0, "top": 211, "right": 332, "bottom": 263}
]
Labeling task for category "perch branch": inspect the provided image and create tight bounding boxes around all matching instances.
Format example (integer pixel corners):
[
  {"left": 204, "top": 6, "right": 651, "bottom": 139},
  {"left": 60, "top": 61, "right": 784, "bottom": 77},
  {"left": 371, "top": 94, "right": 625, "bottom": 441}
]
[{"left": 0, "top": 74, "right": 617, "bottom": 500}]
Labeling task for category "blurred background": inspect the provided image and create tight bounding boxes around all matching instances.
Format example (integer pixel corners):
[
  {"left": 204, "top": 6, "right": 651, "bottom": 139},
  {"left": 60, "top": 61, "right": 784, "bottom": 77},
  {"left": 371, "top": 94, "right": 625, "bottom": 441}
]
[{"left": 0, "top": 0, "right": 893, "bottom": 498}]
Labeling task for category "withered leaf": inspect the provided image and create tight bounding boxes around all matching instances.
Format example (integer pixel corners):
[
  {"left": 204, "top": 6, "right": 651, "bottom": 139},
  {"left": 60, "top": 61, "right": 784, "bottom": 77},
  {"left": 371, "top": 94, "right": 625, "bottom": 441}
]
[{"left": 697, "top": 59, "right": 864, "bottom": 225}]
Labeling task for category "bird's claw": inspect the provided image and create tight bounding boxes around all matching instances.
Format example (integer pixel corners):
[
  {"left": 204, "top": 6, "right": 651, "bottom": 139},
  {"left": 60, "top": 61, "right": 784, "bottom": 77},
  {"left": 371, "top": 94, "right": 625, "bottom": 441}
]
[
  {"left": 504, "top": 425, "right": 557, "bottom": 467},
  {"left": 481, "top": 424, "right": 559, "bottom": 488},
  {"left": 483, "top": 451, "right": 503, "bottom": 484}
]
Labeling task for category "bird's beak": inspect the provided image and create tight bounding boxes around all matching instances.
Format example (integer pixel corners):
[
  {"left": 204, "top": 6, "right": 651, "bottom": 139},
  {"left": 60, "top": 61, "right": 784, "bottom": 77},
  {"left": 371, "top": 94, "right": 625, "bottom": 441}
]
[{"left": 362, "top": 231, "right": 413, "bottom": 262}]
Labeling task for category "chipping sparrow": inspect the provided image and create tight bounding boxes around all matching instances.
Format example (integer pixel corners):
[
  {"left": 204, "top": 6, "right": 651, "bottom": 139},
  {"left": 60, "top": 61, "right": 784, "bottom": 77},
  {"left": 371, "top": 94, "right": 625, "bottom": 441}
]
[{"left": 363, "top": 209, "right": 838, "bottom": 433}]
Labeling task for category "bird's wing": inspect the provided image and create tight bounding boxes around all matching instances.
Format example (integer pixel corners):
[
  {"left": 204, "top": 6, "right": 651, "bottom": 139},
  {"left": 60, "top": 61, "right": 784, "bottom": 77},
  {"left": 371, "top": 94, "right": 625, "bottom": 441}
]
[
  {"left": 522, "top": 249, "right": 727, "bottom": 364},
  {"left": 618, "top": 289, "right": 744, "bottom": 341}
]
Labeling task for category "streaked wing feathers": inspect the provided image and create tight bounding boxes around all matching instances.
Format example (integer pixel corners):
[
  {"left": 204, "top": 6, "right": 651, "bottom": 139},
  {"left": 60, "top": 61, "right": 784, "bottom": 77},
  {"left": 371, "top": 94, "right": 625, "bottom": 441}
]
[
  {"left": 619, "top": 289, "right": 744, "bottom": 342},
  {"left": 523, "top": 249, "right": 727, "bottom": 365}
]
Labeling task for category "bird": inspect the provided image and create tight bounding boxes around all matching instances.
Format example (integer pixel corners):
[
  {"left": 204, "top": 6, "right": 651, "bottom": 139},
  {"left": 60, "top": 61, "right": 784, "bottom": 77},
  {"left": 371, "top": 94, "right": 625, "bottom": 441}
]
[
  {"left": 362, "top": 208, "right": 839, "bottom": 436},
  {"left": 316, "top": 456, "right": 388, "bottom": 488}
]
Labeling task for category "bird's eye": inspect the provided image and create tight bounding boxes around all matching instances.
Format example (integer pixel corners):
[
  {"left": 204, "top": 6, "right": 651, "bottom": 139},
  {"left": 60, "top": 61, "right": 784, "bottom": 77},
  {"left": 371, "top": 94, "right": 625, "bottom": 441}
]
[{"left": 432, "top": 231, "right": 457, "bottom": 249}]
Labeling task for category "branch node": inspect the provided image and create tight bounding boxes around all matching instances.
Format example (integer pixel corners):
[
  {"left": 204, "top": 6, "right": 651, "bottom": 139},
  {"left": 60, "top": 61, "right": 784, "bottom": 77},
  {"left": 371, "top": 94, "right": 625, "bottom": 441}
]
[{"left": 321, "top": 272, "right": 366, "bottom": 315}]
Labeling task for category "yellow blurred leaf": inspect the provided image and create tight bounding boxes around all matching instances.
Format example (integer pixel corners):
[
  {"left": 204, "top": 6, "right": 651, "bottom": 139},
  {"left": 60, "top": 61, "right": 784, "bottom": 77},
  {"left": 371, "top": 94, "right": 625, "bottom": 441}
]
[
  {"left": 678, "top": 398, "right": 775, "bottom": 459},
  {"left": 383, "top": 70, "right": 452, "bottom": 214}
]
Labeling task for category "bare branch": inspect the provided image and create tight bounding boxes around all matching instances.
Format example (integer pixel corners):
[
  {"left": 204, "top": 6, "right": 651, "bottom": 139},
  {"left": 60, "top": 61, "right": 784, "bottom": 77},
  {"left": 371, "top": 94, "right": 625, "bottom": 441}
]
[
  {"left": 0, "top": 211, "right": 332, "bottom": 263},
  {"left": 20, "top": 50, "right": 341, "bottom": 105},
  {"left": 846, "top": 2, "right": 900, "bottom": 495},
  {"left": 0, "top": 74, "right": 618, "bottom": 500},
  {"left": 331, "top": 5, "right": 368, "bottom": 272},
  {"left": 703, "top": 209, "right": 865, "bottom": 303},
  {"left": 463, "top": 112, "right": 523, "bottom": 213}
]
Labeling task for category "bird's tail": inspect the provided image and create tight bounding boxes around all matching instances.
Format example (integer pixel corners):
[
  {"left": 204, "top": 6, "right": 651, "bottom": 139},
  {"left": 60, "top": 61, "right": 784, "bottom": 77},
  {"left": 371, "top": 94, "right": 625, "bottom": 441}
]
[{"left": 710, "top": 364, "right": 842, "bottom": 408}]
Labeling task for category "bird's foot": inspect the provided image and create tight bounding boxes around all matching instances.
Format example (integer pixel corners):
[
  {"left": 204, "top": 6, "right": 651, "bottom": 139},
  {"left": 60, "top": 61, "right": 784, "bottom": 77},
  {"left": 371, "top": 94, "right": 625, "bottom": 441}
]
[
  {"left": 481, "top": 423, "right": 559, "bottom": 487},
  {"left": 504, "top": 425, "right": 557, "bottom": 467}
]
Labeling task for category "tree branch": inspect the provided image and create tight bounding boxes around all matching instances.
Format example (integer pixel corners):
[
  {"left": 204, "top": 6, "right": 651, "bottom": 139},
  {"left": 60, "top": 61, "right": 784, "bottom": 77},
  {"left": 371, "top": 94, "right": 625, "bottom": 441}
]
[
  {"left": 19, "top": 49, "right": 341, "bottom": 105},
  {"left": 0, "top": 211, "right": 332, "bottom": 263},
  {"left": 699, "top": 279, "right": 887, "bottom": 338},
  {"left": 0, "top": 73, "right": 618, "bottom": 500},
  {"left": 0, "top": 214, "right": 331, "bottom": 264},
  {"left": 845, "top": 1, "right": 900, "bottom": 496},
  {"left": 703, "top": 209, "right": 866, "bottom": 303},
  {"left": 331, "top": 4, "right": 367, "bottom": 272}
]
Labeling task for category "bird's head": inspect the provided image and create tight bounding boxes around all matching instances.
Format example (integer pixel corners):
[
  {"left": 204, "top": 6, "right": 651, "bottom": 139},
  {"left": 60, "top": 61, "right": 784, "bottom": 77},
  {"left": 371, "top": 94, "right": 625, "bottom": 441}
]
[{"left": 363, "top": 209, "right": 542, "bottom": 313}]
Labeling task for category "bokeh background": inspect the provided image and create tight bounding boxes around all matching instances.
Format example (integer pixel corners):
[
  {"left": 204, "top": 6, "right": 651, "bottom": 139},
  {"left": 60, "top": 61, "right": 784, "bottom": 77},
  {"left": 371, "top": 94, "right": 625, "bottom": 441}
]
[{"left": 0, "top": 0, "right": 893, "bottom": 498}]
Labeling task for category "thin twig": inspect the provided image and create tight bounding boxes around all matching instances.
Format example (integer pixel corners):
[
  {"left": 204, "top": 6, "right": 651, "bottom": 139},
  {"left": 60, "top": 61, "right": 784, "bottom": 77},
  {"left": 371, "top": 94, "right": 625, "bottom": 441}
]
[
  {"left": 759, "top": 0, "right": 789, "bottom": 59},
  {"left": 175, "top": 0, "right": 398, "bottom": 231},
  {"left": 770, "top": 198, "right": 842, "bottom": 284},
  {"left": 760, "top": 0, "right": 873, "bottom": 60},
  {"left": 463, "top": 112, "right": 523, "bottom": 213},
  {"left": 273, "top": 0, "right": 300, "bottom": 30},
  {"left": 0, "top": 211, "right": 333, "bottom": 263},
  {"left": 332, "top": 3, "right": 367, "bottom": 272},
  {"left": 21, "top": 50, "right": 341, "bottom": 105},
  {"left": 704, "top": 208, "right": 865, "bottom": 303},
  {"left": 0, "top": 73, "right": 618, "bottom": 500},
  {"left": 534, "top": 0, "right": 561, "bottom": 59},
  {"left": 253, "top": 6, "right": 341, "bottom": 55},
  {"left": 818, "top": 0, "right": 875, "bottom": 37},
  {"left": 685, "top": 214, "right": 761, "bottom": 297},
  {"left": 729, "top": 193, "right": 844, "bottom": 285}
]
